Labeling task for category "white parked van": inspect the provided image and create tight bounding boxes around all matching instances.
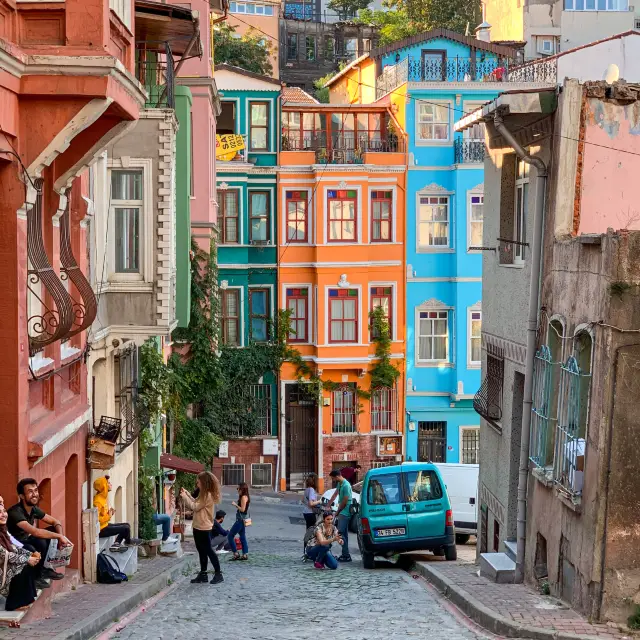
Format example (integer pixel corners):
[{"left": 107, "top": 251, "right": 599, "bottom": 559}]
[{"left": 435, "top": 463, "right": 479, "bottom": 544}]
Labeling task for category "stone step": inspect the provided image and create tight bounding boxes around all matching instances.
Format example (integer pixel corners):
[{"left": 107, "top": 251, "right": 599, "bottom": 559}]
[
  {"left": 99, "top": 536, "right": 138, "bottom": 576},
  {"left": 479, "top": 552, "right": 516, "bottom": 584},
  {"left": 504, "top": 539, "right": 517, "bottom": 563}
]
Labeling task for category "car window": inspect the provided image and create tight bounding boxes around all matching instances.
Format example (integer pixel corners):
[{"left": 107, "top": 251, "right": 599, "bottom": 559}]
[
  {"left": 405, "top": 470, "right": 443, "bottom": 502},
  {"left": 366, "top": 474, "right": 402, "bottom": 505}
]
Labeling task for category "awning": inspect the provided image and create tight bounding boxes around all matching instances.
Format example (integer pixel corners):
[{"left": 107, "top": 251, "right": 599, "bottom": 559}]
[{"left": 160, "top": 453, "right": 205, "bottom": 475}]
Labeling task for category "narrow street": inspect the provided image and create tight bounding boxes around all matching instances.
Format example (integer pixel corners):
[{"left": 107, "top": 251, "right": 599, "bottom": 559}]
[{"left": 104, "top": 493, "right": 494, "bottom": 640}]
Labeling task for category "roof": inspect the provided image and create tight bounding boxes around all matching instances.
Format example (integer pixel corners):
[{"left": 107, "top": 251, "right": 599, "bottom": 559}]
[
  {"left": 214, "top": 64, "right": 281, "bottom": 86},
  {"left": 370, "top": 27, "right": 519, "bottom": 60},
  {"left": 282, "top": 86, "right": 319, "bottom": 105},
  {"left": 135, "top": 0, "right": 200, "bottom": 57},
  {"left": 324, "top": 53, "right": 370, "bottom": 88},
  {"left": 160, "top": 453, "right": 205, "bottom": 475}
]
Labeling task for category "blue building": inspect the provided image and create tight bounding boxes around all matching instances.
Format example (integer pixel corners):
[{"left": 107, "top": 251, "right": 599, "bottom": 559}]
[{"left": 370, "top": 29, "right": 521, "bottom": 464}]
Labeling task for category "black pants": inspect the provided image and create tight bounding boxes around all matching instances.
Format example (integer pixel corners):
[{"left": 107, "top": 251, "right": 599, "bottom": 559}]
[
  {"left": 5, "top": 564, "right": 37, "bottom": 611},
  {"left": 193, "top": 529, "right": 221, "bottom": 574},
  {"left": 303, "top": 513, "right": 316, "bottom": 529},
  {"left": 99, "top": 523, "right": 131, "bottom": 544},
  {"left": 22, "top": 527, "right": 55, "bottom": 579}
]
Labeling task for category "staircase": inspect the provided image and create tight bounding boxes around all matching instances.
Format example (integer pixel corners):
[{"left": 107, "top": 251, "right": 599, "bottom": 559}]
[{"left": 479, "top": 539, "right": 516, "bottom": 583}]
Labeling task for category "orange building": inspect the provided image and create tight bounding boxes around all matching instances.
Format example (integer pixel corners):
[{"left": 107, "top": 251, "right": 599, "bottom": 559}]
[{"left": 278, "top": 98, "right": 407, "bottom": 492}]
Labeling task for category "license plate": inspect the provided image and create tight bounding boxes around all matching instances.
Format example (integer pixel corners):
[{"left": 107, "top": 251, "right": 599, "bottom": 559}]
[{"left": 375, "top": 527, "right": 406, "bottom": 537}]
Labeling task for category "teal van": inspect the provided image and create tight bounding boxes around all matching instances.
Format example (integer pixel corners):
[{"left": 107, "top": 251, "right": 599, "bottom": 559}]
[{"left": 357, "top": 462, "right": 456, "bottom": 569}]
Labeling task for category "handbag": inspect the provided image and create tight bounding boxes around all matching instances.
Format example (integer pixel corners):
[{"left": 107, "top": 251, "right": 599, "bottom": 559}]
[{"left": 243, "top": 518, "right": 252, "bottom": 527}]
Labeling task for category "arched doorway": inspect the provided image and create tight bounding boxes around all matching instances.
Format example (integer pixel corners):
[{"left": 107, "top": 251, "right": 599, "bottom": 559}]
[
  {"left": 64, "top": 455, "right": 80, "bottom": 569},
  {"left": 114, "top": 486, "right": 123, "bottom": 523}
]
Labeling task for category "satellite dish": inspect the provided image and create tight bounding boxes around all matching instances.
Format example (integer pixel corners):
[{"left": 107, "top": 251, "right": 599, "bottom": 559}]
[{"left": 604, "top": 64, "right": 620, "bottom": 84}]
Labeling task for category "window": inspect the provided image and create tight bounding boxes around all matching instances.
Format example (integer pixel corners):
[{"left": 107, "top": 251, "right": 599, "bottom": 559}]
[
  {"left": 366, "top": 473, "right": 402, "bottom": 505},
  {"left": 111, "top": 170, "right": 142, "bottom": 273},
  {"left": 468, "top": 194, "right": 484, "bottom": 250},
  {"left": 371, "top": 387, "right": 397, "bottom": 431},
  {"left": 461, "top": 427, "right": 480, "bottom": 464},
  {"left": 371, "top": 190, "right": 392, "bottom": 242},
  {"left": 344, "top": 38, "right": 357, "bottom": 60},
  {"left": 473, "top": 345, "right": 504, "bottom": 426},
  {"left": 305, "top": 36, "right": 316, "bottom": 61},
  {"left": 249, "top": 384, "right": 272, "bottom": 436},
  {"left": 249, "top": 191, "right": 270, "bottom": 242},
  {"left": 536, "top": 36, "right": 556, "bottom": 55},
  {"left": 286, "top": 191, "right": 308, "bottom": 242},
  {"left": 249, "top": 102, "right": 269, "bottom": 151},
  {"left": 286, "top": 287, "right": 308, "bottom": 343},
  {"left": 229, "top": 1, "right": 275, "bottom": 13},
  {"left": 565, "top": 0, "right": 627, "bottom": 9},
  {"left": 287, "top": 34, "right": 298, "bottom": 60},
  {"left": 327, "top": 189, "right": 357, "bottom": 242},
  {"left": 514, "top": 159, "right": 529, "bottom": 263},
  {"left": 332, "top": 384, "right": 357, "bottom": 433},
  {"left": 469, "top": 309, "right": 482, "bottom": 366},
  {"left": 110, "top": 0, "right": 130, "bottom": 27},
  {"left": 222, "top": 464, "right": 245, "bottom": 485},
  {"left": 370, "top": 286, "right": 392, "bottom": 339},
  {"left": 418, "top": 196, "right": 449, "bottom": 248},
  {"left": 406, "top": 469, "right": 443, "bottom": 502},
  {"left": 329, "top": 289, "right": 358, "bottom": 343},
  {"left": 217, "top": 190, "right": 239, "bottom": 244},
  {"left": 222, "top": 289, "right": 241, "bottom": 346},
  {"left": 324, "top": 36, "right": 334, "bottom": 59},
  {"left": 249, "top": 288, "right": 270, "bottom": 342},
  {"left": 418, "top": 310, "right": 448, "bottom": 362},
  {"left": 417, "top": 103, "right": 449, "bottom": 142},
  {"left": 251, "top": 463, "right": 272, "bottom": 486}
]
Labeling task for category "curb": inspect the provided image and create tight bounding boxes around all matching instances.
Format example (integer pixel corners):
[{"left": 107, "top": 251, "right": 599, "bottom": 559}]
[
  {"left": 51, "top": 553, "right": 195, "bottom": 640},
  {"left": 413, "top": 561, "right": 618, "bottom": 640}
]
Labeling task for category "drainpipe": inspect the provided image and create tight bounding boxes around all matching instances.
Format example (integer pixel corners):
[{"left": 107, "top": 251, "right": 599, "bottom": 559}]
[{"left": 493, "top": 112, "right": 547, "bottom": 584}]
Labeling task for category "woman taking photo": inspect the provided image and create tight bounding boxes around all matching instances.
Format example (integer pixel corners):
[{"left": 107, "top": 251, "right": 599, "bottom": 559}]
[
  {"left": 0, "top": 498, "right": 39, "bottom": 610},
  {"left": 305, "top": 511, "right": 342, "bottom": 570},
  {"left": 180, "top": 472, "right": 223, "bottom": 584},
  {"left": 303, "top": 475, "right": 321, "bottom": 529},
  {"left": 227, "top": 483, "right": 250, "bottom": 561}
]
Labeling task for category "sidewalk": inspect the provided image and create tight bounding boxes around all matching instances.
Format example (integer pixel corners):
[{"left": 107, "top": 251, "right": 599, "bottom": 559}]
[
  {"left": 413, "top": 558, "right": 633, "bottom": 640},
  {"left": 0, "top": 542, "right": 196, "bottom": 640}
]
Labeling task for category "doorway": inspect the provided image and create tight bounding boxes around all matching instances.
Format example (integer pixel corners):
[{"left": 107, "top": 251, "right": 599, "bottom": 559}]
[
  {"left": 64, "top": 455, "right": 79, "bottom": 568},
  {"left": 421, "top": 49, "right": 446, "bottom": 81},
  {"left": 286, "top": 384, "right": 317, "bottom": 490},
  {"left": 417, "top": 421, "right": 447, "bottom": 462}
]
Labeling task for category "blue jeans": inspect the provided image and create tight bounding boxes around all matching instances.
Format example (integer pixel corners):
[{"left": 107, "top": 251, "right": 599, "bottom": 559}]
[
  {"left": 153, "top": 513, "right": 171, "bottom": 541},
  {"left": 307, "top": 545, "right": 338, "bottom": 569},
  {"left": 228, "top": 519, "right": 248, "bottom": 555},
  {"left": 337, "top": 514, "right": 350, "bottom": 558}
]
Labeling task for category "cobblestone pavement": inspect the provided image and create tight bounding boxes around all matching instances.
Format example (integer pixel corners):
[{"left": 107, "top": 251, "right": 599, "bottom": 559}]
[{"left": 104, "top": 497, "right": 493, "bottom": 640}]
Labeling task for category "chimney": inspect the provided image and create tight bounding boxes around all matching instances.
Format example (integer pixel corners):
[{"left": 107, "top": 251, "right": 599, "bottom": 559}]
[{"left": 475, "top": 21, "right": 491, "bottom": 43}]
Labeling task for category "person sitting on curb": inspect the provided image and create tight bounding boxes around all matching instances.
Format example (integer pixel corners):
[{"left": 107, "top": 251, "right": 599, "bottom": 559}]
[
  {"left": 7, "top": 479, "right": 71, "bottom": 590},
  {"left": 0, "top": 497, "right": 39, "bottom": 611},
  {"left": 305, "top": 511, "right": 342, "bottom": 570},
  {"left": 211, "top": 510, "right": 231, "bottom": 554},
  {"left": 93, "top": 477, "right": 142, "bottom": 551}
]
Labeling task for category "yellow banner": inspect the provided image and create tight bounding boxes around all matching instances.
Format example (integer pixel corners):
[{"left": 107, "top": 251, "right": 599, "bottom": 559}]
[{"left": 216, "top": 134, "right": 245, "bottom": 161}]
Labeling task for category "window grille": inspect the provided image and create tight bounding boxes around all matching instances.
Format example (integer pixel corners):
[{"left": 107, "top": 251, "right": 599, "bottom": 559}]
[
  {"left": 473, "top": 344, "right": 504, "bottom": 427},
  {"left": 222, "top": 464, "right": 245, "bottom": 486},
  {"left": 529, "top": 345, "right": 555, "bottom": 467},
  {"left": 371, "top": 461, "right": 392, "bottom": 469},
  {"left": 332, "top": 384, "right": 357, "bottom": 433},
  {"left": 251, "top": 463, "right": 272, "bottom": 487},
  {"left": 371, "top": 387, "right": 397, "bottom": 431},
  {"left": 418, "top": 421, "right": 446, "bottom": 462},
  {"left": 248, "top": 384, "right": 272, "bottom": 436},
  {"left": 461, "top": 428, "right": 480, "bottom": 464}
]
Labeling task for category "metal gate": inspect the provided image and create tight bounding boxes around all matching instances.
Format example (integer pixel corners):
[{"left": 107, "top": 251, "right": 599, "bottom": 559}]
[
  {"left": 286, "top": 384, "right": 317, "bottom": 490},
  {"left": 417, "top": 421, "right": 446, "bottom": 462}
]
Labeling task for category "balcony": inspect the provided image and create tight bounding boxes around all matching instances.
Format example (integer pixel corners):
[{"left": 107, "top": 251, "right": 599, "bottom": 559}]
[
  {"left": 135, "top": 43, "right": 175, "bottom": 109},
  {"left": 376, "top": 55, "right": 558, "bottom": 98},
  {"left": 454, "top": 139, "right": 485, "bottom": 164}
]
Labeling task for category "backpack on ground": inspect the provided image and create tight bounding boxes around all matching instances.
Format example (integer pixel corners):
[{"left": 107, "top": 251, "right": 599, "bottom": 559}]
[{"left": 97, "top": 552, "right": 128, "bottom": 584}]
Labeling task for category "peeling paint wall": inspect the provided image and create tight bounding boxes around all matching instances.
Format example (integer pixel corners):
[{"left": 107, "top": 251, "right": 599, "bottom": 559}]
[{"left": 484, "top": 0, "right": 524, "bottom": 44}]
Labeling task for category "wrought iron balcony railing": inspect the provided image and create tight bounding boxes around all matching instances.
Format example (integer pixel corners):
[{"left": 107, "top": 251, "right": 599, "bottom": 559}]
[
  {"left": 454, "top": 139, "right": 485, "bottom": 164},
  {"left": 473, "top": 344, "right": 504, "bottom": 427},
  {"left": 135, "top": 42, "right": 175, "bottom": 109}
]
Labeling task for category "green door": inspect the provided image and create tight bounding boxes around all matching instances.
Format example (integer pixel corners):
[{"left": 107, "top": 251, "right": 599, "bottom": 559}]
[
  {"left": 364, "top": 472, "right": 408, "bottom": 542},
  {"left": 403, "top": 467, "right": 446, "bottom": 540}
]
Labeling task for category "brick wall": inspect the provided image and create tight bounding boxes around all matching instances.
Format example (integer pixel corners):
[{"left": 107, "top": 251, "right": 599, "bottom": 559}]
[{"left": 212, "top": 439, "right": 277, "bottom": 488}]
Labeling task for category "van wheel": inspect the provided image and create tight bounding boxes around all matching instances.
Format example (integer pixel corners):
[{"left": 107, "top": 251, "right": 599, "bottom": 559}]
[
  {"left": 362, "top": 551, "right": 375, "bottom": 569},
  {"left": 445, "top": 544, "right": 457, "bottom": 561},
  {"left": 456, "top": 534, "right": 470, "bottom": 545}
]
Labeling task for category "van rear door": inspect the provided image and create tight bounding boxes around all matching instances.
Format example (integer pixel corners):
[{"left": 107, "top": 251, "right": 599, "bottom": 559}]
[
  {"left": 364, "top": 472, "right": 408, "bottom": 542},
  {"left": 436, "top": 464, "right": 478, "bottom": 533},
  {"left": 403, "top": 467, "right": 446, "bottom": 540}
]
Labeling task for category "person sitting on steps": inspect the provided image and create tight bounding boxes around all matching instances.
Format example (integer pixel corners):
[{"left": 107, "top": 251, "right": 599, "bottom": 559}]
[
  {"left": 93, "top": 477, "right": 143, "bottom": 551},
  {"left": 7, "top": 479, "right": 72, "bottom": 590},
  {"left": 211, "top": 510, "right": 231, "bottom": 554}
]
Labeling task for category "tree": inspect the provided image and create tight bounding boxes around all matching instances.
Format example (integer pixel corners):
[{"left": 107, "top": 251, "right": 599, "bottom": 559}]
[
  {"left": 327, "top": 0, "right": 370, "bottom": 19},
  {"left": 314, "top": 71, "right": 335, "bottom": 103},
  {"left": 214, "top": 23, "right": 273, "bottom": 76},
  {"left": 357, "top": 8, "right": 420, "bottom": 45}
]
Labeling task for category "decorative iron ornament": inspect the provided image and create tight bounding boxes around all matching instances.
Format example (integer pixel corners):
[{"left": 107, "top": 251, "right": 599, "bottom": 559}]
[
  {"left": 473, "top": 344, "right": 504, "bottom": 425},
  {"left": 60, "top": 194, "right": 97, "bottom": 338},
  {"left": 27, "top": 178, "right": 74, "bottom": 357},
  {"left": 454, "top": 139, "right": 485, "bottom": 164},
  {"left": 529, "top": 344, "right": 555, "bottom": 468}
]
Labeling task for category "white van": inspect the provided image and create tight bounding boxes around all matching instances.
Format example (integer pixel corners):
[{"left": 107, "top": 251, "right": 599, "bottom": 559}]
[{"left": 435, "top": 463, "right": 479, "bottom": 544}]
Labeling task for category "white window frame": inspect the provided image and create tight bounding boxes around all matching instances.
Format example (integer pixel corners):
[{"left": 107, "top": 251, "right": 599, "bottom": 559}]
[
  {"left": 417, "top": 192, "right": 451, "bottom": 252},
  {"left": 251, "top": 463, "right": 273, "bottom": 487},
  {"left": 462, "top": 102, "right": 487, "bottom": 142},
  {"left": 323, "top": 284, "right": 363, "bottom": 346},
  {"left": 109, "top": 0, "right": 131, "bottom": 28},
  {"left": 416, "top": 100, "right": 452, "bottom": 145},
  {"left": 367, "top": 185, "right": 397, "bottom": 243},
  {"left": 281, "top": 187, "right": 313, "bottom": 246},
  {"left": 321, "top": 184, "right": 362, "bottom": 245},
  {"left": 281, "top": 282, "right": 314, "bottom": 346},
  {"left": 564, "top": 0, "right": 628, "bottom": 10},
  {"left": 369, "top": 281, "right": 397, "bottom": 343},
  {"left": 415, "top": 301, "right": 452, "bottom": 366},
  {"left": 459, "top": 426, "right": 480, "bottom": 464},
  {"left": 467, "top": 188, "right": 484, "bottom": 252},
  {"left": 106, "top": 158, "right": 153, "bottom": 288},
  {"left": 514, "top": 159, "right": 529, "bottom": 265},
  {"left": 467, "top": 305, "right": 482, "bottom": 369},
  {"left": 221, "top": 285, "right": 245, "bottom": 347}
]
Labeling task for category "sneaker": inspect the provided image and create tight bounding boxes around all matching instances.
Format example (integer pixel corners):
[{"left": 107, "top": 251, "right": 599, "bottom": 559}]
[
  {"left": 216, "top": 549, "right": 230, "bottom": 555},
  {"left": 190, "top": 572, "right": 209, "bottom": 584},
  {"left": 337, "top": 555, "right": 352, "bottom": 563},
  {"left": 313, "top": 562, "right": 324, "bottom": 569},
  {"left": 35, "top": 578, "right": 51, "bottom": 590},
  {"left": 210, "top": 572, "right": 224, "bottom": 584},
  {"left": 110, "top": 543, "right": 128, "bottom": 553},
  {"left": 42, "top": 568, "right": 64, "bottom": 580}
]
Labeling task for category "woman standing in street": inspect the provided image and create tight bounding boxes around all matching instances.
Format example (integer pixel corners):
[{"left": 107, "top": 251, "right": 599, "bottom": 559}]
[
  {"left": 303, "top": 475, "right": 320, "bottom": 529},
  {"left": 227, "top": 483, "right": 250, "bottom": 561},
  {"left": 180, "top": 472, "right": 223, "bottom": 584}
]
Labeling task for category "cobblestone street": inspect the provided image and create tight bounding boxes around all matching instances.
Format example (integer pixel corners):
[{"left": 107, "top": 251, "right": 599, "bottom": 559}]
[{"left": 102, "top": 495, "right": 493, "bottom": 640}]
